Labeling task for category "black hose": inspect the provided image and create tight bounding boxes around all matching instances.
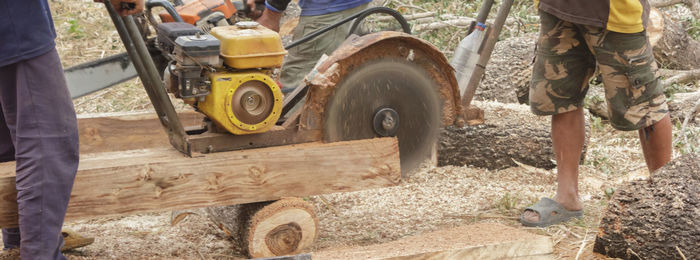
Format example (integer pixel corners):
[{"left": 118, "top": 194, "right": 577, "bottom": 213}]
[
  {"left": 145, "top": 0, "right": 184, "bottom": 23},
  {"left": 346, "top": 7, "right": 411, "bottom": 38},
  {"left": 284, "top": 6, "right": 410, "bottom": 50}
]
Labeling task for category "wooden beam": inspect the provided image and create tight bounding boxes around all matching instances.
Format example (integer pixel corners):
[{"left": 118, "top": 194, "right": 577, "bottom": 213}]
[
  {"left": 386, "top": 238, "right": 553, "bottom": 260},
  {"left": 77, "top": 111, "right": 203, "bottom": 154},
  {"left": 0, "top": 138, "right": 400, "bottom": 228},
  {"left": 312, "top": 223, "right": 553, "bottom": 259}
]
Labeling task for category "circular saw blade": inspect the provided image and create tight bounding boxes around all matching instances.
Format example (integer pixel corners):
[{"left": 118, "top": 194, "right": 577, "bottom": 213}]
[{"left": 323, "top": 58, "right": 441, "bottom": 176}]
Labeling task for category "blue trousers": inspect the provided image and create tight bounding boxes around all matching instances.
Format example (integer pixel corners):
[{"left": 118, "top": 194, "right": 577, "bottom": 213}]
[{"left": 0, "top": 48, "right": 79, "bottom": 260}]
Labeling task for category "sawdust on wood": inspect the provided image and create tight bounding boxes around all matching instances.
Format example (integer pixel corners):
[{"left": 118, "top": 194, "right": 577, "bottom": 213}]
[{"left": 312, "top": 223, "right": 551, "bottom": 259}]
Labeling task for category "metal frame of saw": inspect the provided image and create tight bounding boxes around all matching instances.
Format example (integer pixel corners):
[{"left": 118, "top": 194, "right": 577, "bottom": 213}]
[
  {"left": 103, "top": 0, "right": 316, "bottom": 156},
  {"left": 101, "top": 0, "right": 514, "bottom": 157}
]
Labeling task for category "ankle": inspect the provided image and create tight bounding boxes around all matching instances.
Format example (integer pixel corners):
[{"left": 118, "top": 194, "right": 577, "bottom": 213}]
[{"left": 553, "top": 193, "right": 582, "bottom": 210}]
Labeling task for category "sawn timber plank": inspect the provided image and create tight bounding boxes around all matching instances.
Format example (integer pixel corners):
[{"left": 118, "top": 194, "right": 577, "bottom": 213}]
[
  {"left": 312, "top": 223, "right": 554, "bottom": 259},
  {"left": 77, "top": 111, "right": 203, "bottom": 154},
  {"left": 0, "top": 138, "right": 401, "bottom": 228}
]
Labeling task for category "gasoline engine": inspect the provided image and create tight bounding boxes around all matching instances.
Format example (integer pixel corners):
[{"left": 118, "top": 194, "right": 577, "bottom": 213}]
[{"left": 156, "top": 21, "right": 286, "bottom": 135}]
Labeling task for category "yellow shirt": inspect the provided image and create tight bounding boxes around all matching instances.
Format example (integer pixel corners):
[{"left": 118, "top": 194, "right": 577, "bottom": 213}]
[{"left": 535, "top": 0, "right": 648, "bottom": 33}]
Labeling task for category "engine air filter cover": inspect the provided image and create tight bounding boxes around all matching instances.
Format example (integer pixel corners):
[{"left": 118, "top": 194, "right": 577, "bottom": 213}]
[{"left": 210, "top": 24, "right": 287, "bottom": 69}]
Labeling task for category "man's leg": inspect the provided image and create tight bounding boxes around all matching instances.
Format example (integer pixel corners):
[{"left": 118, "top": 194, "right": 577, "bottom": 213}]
[
  {"left": 522, "top": 10, "right": 595, "bottom": 224},
  {"left": 0, "top": 49, "right": 79, "bottom": 260},
  {"left": 0, "top": 59, "right": 20, "bottom": 252},
  {"left": 521, "top": 108, "right": 585, "bottom": 223},
  {"left": 551, "top": 108, "right": 585, "bottom": 210},
  {"left": 639, "top": 115, "right": 672, "bottom": 172},
  {"left": 279, "top": 4, "right": 369, "bottom": 90},
  {"left": 579, "top": 27, "right": 672, "bottom": 173}
]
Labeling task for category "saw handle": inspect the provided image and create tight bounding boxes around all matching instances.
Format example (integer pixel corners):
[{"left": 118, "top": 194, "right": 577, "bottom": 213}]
[{"left": 145, "top": 0, "right": 184, "bottom": 22}]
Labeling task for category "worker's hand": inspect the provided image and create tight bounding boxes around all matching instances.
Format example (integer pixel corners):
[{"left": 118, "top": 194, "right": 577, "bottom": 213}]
[
  {"left": 246, "top": 0, "right": 265, "bottom": 19},
  {"left": 256, "top": 9, "right": 282, "bottom": 32},
  {"left": 94, "top": 0, "right": 144, "bottom": 17}
]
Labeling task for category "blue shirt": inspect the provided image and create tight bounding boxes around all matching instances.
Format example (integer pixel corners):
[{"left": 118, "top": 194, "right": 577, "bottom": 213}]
[
  {"left": 298, "top": 0, "right": 371, "bottom": 16},
  {"left": 0, "top": 0, "right": 57, "bottom": 67},
  {"left": 266, "top": 0, "right": 371, "bottom": 16}
]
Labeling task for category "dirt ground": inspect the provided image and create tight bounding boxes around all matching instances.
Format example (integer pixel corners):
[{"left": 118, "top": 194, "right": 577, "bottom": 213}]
[{"left": 2, "top": 1, "right": 697, "bottom": 259}]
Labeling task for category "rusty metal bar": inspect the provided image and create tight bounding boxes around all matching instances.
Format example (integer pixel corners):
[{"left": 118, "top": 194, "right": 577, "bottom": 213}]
[
  {"left": 460, "top": 0, "right": 514, "bottom": 109},
  {"left": 475, "top": 0, "right": 495, "bottom": 24},
  {"left": 103, "top": 0, "right": 164, "bottom": 116},
  {"left": 103, "top": 0, "right": 189, "bottom": 153}
]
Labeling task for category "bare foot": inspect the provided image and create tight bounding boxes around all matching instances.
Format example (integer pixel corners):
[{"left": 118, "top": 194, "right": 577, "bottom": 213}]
[{"left": 521, "top": 196, "right": 582, "bottom": 223}]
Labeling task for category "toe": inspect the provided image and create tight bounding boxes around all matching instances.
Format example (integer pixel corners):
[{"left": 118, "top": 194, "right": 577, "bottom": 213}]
[{"left": 522, "top": 210, "right": 540, "bottom": 223}]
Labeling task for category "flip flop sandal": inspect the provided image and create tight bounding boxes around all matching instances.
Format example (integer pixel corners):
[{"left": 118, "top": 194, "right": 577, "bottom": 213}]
[
  {"left": 60, "top": 229, "right": 95, "bottom": 252},
  {"left": 520, "top": 197, "right": 583, "bottom": 227}
]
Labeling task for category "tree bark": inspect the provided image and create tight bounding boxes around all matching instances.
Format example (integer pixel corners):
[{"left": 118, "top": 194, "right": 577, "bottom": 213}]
[
  {"left": 648, "top": 8, "right": 700, "bottom": 70},
  {"left": 437, "top": 102, "right": 590, "bottom": 170},
  {"left": 593, "top": 153, "right": 700, "bottom": 259},
  {"left": 650, "top": 0, "right": 699, "bottom": 19}
]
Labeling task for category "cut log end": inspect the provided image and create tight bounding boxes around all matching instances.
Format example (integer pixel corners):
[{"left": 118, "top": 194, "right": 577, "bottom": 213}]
[{"left": 241, "top": 198, "right": 319, "bottom": 258}]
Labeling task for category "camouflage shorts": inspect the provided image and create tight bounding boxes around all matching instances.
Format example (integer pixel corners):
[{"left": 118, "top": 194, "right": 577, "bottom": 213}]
[{"left": 530, "top": 11, "right": 668, "bottom": 131}]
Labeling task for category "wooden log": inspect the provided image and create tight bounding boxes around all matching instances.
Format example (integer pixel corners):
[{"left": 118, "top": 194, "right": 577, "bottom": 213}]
[
  {"left": 650, "top": 0, "right": 699, "bottom": 19},
  {"left": 659, "top": 68, "right": 700, "bottom": 86},
  {"left": 205, "top": 198, "right": 320, "bottom": 258},
  {"left": 593, "top": 153, "right": 700, "bottom": 259},
  {"left": 669, "top": 91, "right": 700, "bottom": 124},
  {"left": 438, "top": 101, "right": 590, "bottom": 170},
  {"left": 648, "top": 8, "right": 700, "bottom": 70},
  {"left": 478, "top": 34, "right": 535, "bottom": 104},
  {"left": 0, "top": 138, "right": 401, "bottom": 228},
  {"left": 241, "top": 198, "right": 318, "bottom": 258}
]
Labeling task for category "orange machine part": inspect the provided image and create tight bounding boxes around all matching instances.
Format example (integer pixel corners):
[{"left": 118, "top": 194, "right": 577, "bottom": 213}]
[{"left": 159, "top": 0, "right": 236, "bottom": 25}]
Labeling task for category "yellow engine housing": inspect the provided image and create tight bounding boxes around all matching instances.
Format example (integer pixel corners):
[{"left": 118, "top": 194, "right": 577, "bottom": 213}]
[
  {"left": 210, "top": 23, "right": 287, "bottom": 69},
  {"left": 198, "top": 72, "right": 283, "bottom": 135}
]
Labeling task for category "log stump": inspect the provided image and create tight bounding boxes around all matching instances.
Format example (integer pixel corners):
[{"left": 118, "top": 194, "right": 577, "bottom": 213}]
[
  {"left": 593, "top": 153, "right": 700, "bottom": 259},
  {"left": 648, "top": 8, "right": 700, "bottom": 70},
  {"left": 437, "top": 101, "right": 590, "bottom": 170},
  {"left": 206, "top": 198, "right": 319, "bottom": 258}
]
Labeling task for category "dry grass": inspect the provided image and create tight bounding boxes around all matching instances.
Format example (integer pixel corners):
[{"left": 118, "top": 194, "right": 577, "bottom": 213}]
[{"left": 2, "top": 0, "right": 694, "bottom": 259}]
